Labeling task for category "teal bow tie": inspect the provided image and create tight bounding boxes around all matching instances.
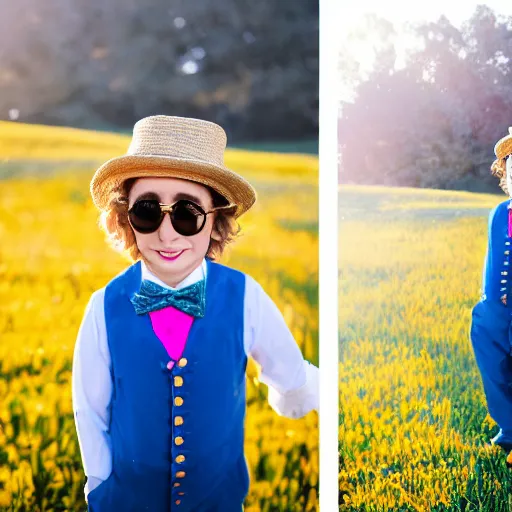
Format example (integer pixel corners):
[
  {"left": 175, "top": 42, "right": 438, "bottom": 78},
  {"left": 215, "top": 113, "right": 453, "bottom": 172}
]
[{"left": 130, "top": 278, "right": 206, "bottom": 318}]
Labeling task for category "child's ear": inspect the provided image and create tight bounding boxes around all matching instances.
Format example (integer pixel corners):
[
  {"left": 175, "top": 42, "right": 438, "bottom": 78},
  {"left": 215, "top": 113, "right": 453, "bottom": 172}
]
[{"left": 211, "top": 227, "right": 222, "bottom": 242}]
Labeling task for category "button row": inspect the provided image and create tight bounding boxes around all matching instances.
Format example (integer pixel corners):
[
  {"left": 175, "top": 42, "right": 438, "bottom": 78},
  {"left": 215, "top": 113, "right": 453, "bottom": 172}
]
[
  {"left": 173, "top": 361, "right": 187, "bottom": 506},
  {"left": 501, "top": 241, "right": 511, "bottom": 305}
]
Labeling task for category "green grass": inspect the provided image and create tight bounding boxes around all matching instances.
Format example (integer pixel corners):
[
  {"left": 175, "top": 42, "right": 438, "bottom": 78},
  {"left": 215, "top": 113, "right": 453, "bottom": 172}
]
[{"left": 339, "top": 185, "right": 512, "bottom": 511}]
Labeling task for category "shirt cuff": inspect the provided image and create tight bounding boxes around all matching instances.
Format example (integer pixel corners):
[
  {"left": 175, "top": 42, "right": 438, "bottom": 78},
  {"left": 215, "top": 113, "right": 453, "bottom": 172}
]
[
  {"left": 84, "top": 476, "right": 104, "bottom": 502},
  {"left": 267, "top": 360, "right": 319, "bottom": 418}
]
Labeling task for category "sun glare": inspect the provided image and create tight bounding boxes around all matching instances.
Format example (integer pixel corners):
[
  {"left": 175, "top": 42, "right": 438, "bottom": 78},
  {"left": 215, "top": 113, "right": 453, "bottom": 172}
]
[{"left": 338, "top": 0, "right": 511, "bottom": 102}]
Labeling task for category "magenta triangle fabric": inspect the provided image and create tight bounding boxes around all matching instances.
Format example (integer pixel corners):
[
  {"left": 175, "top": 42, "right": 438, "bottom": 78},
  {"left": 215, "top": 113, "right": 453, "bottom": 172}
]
[{"left": 148, "top": 305, "right": 194, "bottom": 367}]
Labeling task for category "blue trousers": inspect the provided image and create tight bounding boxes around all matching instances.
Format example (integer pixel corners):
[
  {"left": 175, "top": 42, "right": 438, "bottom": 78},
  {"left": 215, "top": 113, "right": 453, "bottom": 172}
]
[{"left": 470, "top": 299, "right": 512, "bottom": 448}]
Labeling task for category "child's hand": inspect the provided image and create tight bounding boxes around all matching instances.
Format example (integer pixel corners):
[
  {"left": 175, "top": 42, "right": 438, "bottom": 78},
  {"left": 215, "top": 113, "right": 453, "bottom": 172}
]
[{"left": 268, "top": 361, "right": 319, "bottom": 419}]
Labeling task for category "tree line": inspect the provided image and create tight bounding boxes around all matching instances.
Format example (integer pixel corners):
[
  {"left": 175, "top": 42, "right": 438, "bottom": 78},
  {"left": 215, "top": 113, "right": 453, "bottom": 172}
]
[{"left": 339, "top": 6, "right": 512, "bottom": 193}]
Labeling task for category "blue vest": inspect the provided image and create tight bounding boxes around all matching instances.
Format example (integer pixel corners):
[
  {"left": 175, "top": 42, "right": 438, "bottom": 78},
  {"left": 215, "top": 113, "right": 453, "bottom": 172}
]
[
  {"left": 481, "top": 199, "right": 512, "bottom": 309},
  {"left": 87, "top": 258, "right": 249, "bottom": 512}
]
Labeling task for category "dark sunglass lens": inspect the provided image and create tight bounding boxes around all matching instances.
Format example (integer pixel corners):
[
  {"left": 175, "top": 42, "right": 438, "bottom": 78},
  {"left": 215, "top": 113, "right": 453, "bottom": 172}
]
[
  {"left": 172, "top": 201, "right": 205, "bottom": 236},
  {"left": 129, "top": 200, "right": 162, "bottom": 232}
]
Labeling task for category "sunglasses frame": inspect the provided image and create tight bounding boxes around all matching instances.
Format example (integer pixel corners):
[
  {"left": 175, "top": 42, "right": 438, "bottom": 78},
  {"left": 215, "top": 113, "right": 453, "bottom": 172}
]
[{"left": 128, "top": 198, "right": 236, "bottom": 236}]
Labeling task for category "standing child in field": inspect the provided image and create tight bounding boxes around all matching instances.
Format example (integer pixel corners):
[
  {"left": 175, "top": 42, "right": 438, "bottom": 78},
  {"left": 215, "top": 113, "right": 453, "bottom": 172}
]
[
  {"left": 471, "top": 127, "right": 512, "bottom": 460},
  {"left": 72, "top": 115, "right": 319, "bottom": 512}
]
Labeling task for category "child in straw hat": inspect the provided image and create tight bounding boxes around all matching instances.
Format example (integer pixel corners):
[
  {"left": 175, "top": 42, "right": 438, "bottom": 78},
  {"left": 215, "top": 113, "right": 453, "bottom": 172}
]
[
  {"left": 72, "top": 115, "right": 319, "bottom": 512},
  {"left": 471, "top": 127, "right": 512, "bottom": 461}
]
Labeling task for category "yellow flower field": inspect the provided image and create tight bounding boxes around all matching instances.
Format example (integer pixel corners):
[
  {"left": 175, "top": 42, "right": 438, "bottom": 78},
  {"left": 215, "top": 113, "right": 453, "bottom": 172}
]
[
  {"left": 339, "top": 185, "right": 511, "bottom": 511},
  {"left": 0, "top": 122, "right": 318, "bottom": 511}
]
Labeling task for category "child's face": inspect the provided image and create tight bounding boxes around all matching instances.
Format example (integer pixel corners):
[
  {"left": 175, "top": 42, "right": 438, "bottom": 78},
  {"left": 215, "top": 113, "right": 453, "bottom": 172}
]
[
  {"left": 507, "top": 156, "right": 512, "bottom": 197},
  {"left": 128, "top": 177, "right": 216, "bottom": 284}
]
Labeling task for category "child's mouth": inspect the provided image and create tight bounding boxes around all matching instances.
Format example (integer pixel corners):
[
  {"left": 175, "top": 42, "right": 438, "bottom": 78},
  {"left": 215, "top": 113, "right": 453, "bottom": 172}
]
[{"left": 157, "top": 250, "right": 184, "bottom": 261}]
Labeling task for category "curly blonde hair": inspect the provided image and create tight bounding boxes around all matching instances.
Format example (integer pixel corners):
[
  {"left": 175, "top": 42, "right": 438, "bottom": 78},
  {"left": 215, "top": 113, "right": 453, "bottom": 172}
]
[
  {"left": 98, "top": 177, "right": 241, "bottom": 262},
  {"left": 491, "top": 156, "right": 510, "bottom": 196}
]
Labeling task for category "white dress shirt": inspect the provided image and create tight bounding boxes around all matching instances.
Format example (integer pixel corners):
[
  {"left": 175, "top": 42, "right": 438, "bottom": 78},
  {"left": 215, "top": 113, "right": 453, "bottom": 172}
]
[{"left": 72, "top": 258, "right": 319, "bottom": 499}]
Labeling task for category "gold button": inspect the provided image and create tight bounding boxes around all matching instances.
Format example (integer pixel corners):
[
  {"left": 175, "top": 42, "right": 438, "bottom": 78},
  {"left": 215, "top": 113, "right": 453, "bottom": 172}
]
[
  {"left": 176, "top": 471, "right": 186, "bottom": 478},
  {"left": 174, "top": 483, "right": 180, "bottom": 488},
  {"left": 178, "top": 358, "right": 188, "bottom": 367},
  {"left": 176, "top": 455, "right": 185, "bottom": 463},
  {"left": 175, "top": 436, "right": 184, "bottom": 446},
  {"left": 174, "top": 376, "right": 184, "bottom": 387},
  {"left": 175, "top": 397, "right": 184, "bottom": 406},
  {"left": 175, "top": 416, "right": 184, "bottom": 426},
  {"left": 176, "top": 500, "right": 181, "bottom": 505}
]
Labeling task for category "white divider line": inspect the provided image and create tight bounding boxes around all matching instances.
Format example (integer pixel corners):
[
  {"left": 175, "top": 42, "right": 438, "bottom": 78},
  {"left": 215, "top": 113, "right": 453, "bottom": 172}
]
[{"left": 319, "top": 0, "right": 340, "bottom": 509}]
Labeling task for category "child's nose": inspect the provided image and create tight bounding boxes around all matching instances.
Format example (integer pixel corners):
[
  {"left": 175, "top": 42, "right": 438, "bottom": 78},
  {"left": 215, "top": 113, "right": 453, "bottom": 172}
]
[{"left": 158, "top": 213, "right": 180, "bottom": 242}]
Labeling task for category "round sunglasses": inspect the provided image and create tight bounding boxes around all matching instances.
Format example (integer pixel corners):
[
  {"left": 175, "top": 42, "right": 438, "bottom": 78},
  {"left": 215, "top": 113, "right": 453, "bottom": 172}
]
[{"left": 128, "top": 198, "right": 235, "bottom": 236}]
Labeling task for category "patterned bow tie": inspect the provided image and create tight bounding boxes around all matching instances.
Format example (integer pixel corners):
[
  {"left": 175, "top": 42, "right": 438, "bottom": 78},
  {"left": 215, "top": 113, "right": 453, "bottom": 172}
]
[{"left": 130, "top": 279, "right": 206, "bottom": 318}]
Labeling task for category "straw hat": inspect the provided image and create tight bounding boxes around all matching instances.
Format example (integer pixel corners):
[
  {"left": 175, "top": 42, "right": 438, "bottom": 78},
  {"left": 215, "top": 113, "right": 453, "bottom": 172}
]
[
  {"left": 495, "top": 127, "right": 512, "bottom": 160},
  {"left": 492, "top": 127, "right": 512, "bottom": 185},
  {"left": 90, "top": 115, "right": 257, "bottom": 218}
]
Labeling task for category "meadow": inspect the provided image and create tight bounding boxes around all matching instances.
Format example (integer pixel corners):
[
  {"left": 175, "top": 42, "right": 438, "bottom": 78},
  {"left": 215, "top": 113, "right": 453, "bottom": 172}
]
[
  {"left": 339, "top": 185, "right": 512, "bottom": 511},
  {"left": 0, "top": 122, "right": 319, "bottom": 511}
]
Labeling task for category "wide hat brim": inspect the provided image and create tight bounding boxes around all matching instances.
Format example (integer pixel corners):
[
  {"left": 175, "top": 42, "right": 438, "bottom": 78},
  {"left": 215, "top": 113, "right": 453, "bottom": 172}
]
[
  {"left": 90, "top": 154, "right": 257, "bottom": 218},
  {"left": 495, "top": 129, "right": 512, "bottom": 159}
]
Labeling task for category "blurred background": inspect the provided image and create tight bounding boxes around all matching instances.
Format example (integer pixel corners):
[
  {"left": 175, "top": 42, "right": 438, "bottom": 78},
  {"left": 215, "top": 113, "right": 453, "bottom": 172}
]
[
  {"left": 0, "top": 0, "right": 318, "bottom": 151},
  {"left": 338, "top": 2, "right": 512, "bottom": 192},
  {"left": 0, "top": 2, "right": 319, "bottom": 511}
]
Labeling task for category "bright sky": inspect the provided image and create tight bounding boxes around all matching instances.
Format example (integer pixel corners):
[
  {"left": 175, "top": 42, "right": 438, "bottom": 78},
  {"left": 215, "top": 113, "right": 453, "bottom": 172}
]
[
  {"left": 338, "top": 1, "right": 512, "bottom": 101},
  {"left": 338, "top": 1, "right": 510, "bottom": 31}
]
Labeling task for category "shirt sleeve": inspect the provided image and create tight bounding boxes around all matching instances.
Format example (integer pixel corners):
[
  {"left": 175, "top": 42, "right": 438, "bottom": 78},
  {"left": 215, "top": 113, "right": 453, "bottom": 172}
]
[
  {"left": 243, "top": 274, "right": 319, "bottom": 418},
  {"left": 71, "top": 288, "right": 113, "bottom": 500}
]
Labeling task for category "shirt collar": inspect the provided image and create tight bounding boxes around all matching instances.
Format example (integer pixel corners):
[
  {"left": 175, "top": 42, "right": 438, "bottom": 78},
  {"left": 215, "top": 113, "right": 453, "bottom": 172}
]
[{"left": 140, "top": 258, "right": 207, "bottom": 290}]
